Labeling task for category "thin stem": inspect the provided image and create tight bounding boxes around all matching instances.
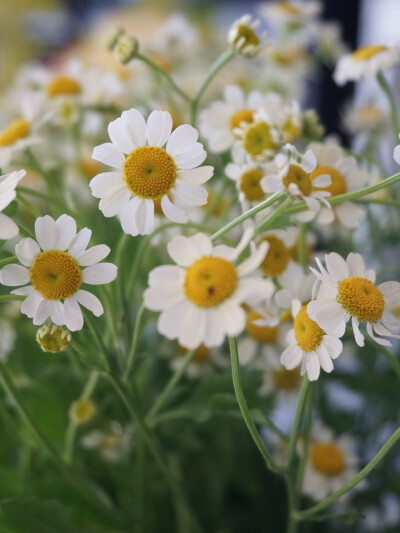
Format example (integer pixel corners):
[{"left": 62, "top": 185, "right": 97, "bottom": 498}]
[
  {"left": 286, "top": 376, "right": 310, "bottom": 469},
  {"left": 64, "top": 370, "right": 99, "bottom": 464},
  {"left": 295, "top": 383, "right": 314, "bottom": 495},
  {"left": 191, "top": 48, "right": 236, "bottom": 126},
  {"left": 297, "top": 427, "right": 400, "bottom": 519},
  {"left": 377, "top": 72, "right": 399, "bottom": 145},
  {"left": 298, "top": 222, "right": 307, "bottom": 272},
  {"left": 255, "top": 196, "right": 295, "bottom": 234},
  {"left": 146, "top": 348, "right": 197, "bottom": 422},
  {"left": 17, "top": 223, "right": 35, "bottom": 240},
  {"left": 83, "top": 312, "right": 111, "bottom": 372},
  {"left": 136, "top": 54, "right": 191, "bottom": 104},
  {"left": 16, "top": 193, "right": 42, "bottom": 218},
  {"left": 210, "top": 191, "right": 285, "bottom": 242},
  {"left": 124, "top": 304, "right": 146, "bottom": 380},
  {"left": 229, "top": 337, "right": 282, "bottom": 472},
  {"left": 356, "top": 198, "right": 400, "bottom": 208},
  {"left": 0, "top": 256, "right": 17, "bottom": 268}
]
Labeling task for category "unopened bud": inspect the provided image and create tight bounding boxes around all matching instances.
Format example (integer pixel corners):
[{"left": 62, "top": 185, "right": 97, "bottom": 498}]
[
  {"left": 36, "top": 324, "right": 71, "bottom": 353},
  {"left": 114, "top": 34, "right": 139, "bottom": 65},
  {"left": 301, "top": 109, "right": 325, "bottom": 140},
  {"left": 103, "top": 27, "right": 124, "bottom": 50}
]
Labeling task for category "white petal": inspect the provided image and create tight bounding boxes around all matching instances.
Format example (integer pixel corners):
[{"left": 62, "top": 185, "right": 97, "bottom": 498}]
[
  {"left": 379, "top": 281, "right": 400, "bottom": 306},
  {"left": 33, "top": 299, "right": 50, "bottom": 325},
  {"left": 325, "top": 252, "right": 348, "bottom": 281},
  {"left": 174, "top": 143, "right": 206, "bottom": 169},
  {"left": 161, "top": 196, "right": 188, "bottom": 223},
  {"left": 281, "top": 344, "right": 303, "bottom": 369},
  {"left": 236, "top": 242, "right": 268, "bottom": 277},
  {"left": 366, "top": 322, "right": 392, "bottom": 347},
  {"left": 55, "top": 215, "right": 77, "bottom": 251},
  {"left": 312, "top": 173, "right": 331, "bottom": 187},
  {"left": 21, "top": 290, "right": 43, "bottom": 318},
  {"left": 166, "top": 124, "right": 198, "bottom": 157},
  {"left": 47, "top": 300, "right": 65, "bottom": 325},
  {"left": 134, "top": 199, "right": 154, "bottom": 235},
  {"left": 203, "top": 307, "right": 225, "bottom": 347},
  {"left": 335, "top": 202, "right": 365, "bottom": 229},
  {"left": 167, "top": 234, "right": 202, "bottom": 266},
  {"left": 108, "top": 115, "right": 136, "bottom": 153},
  {"left": 173, "top": 181, "right": 207, "bottom": 207},
  {"left": 99, "top": 184, "right": 131, "bottom": 217},
  {"left": 77, "top": 245, "right": 110, "bottom": 266},
  {"left": 90, "top": 172, "right": 125, "bottom": 198},
  {"left": 315, "top": 344, "right": 334, "bottom": 373},
  {"left": 82, "top": 263, "right": 117, "bottom": 285},
  {"left": 217, "top": 301, "right": 246, "bottom": 337},
  {"left": 35, "top": 215, "right": 57, "bottom": 250},
  {"left": 120, "top": 198, "right": 139, "bottom": 236},
  {"left": 157, "top": 300, "right": 189, "bottom": 339},
  {"left": 0, "top": 264, "right": 30, "bottom": 286},
  {"left": 74, "top": 290, "right": 104, "bottom": 317},
  {"left": 189, "top": 233, "right": 213, "bottom": 256},
  {"left": 63, "top": 297, "right": 84, "bottom": 331},
  {"left": 322, "top": 335, "right": 343, "bottom": 359},
  {"left": 178, "top": 166, "right": 214, "bottom": 185},
  {"left": 92, "top": 143, "right": 125, "bottom": 170},
  {"left": 260, "top": 175, "right": 283, "bottom": 193},
  {"left": 0, "top": 214, "right": 19, "bottom": 240},
  {"left": 178, "top": 306, "right": 207, "bottom": 349},
  {"left": 345, "top": 252, "right": 366, "bottom": 278},
  {"left": 15, "top": 238, "right": 40, "bottom": 267},
  {"left": 118, "top": 108, "right": 147, "bottom": 149},
  {"left": 148, "top": 265, "right": 185, "bottom": 286},
  {"left": 143, "top": 283, "right": 185, "bottom": 311},
  {"left": 146, "top": 110, "right": 173, "bottom": 147},
  {"left": 301, "top": 150, "right": 317, "bottom": 173},
  {"left": 306, "top": 351, "right": 320, "bottom": 381},
  {"left": 68, "top": 228, "right": 92, "bottom": 258},
  {"left": 352, "top": 316, "right": 365, "bottom": 347},
  {"left": 307, "top": 299, "right": 347, "bottom": 331}
]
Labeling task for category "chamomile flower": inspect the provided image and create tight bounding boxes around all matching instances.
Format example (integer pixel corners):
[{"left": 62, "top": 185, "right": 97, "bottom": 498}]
[
  {"left": 305, "top": 141, "right": 369, "bottom": 228},
  {"left": 143, "top": 229, "right": 271, "bottom": 349},
  {"left": 91, "top": 108, "right": 213, "bottom": 235},
  {"left": 0, "top": 214, "right": 117, "bottom": 331},
  {"left": 301, "top": 423, "right": 359, "bottom": 500},
  {"left": 199, "top": 85, "right": 269, "bottom": 154},
  {"left": 275, "top": 260, "right": 315, "bottom": 311},
  {"left": 235, "top": 108, "right": 282, "bottom": 161},
  {"left": 308, "top": 252, "right": 400, "bottom": 347},
  {"left": 228, "top": 14, "right": 268, "bottom": 57},
  {"left": 225, "top": 146, "right": 267, "bottom": 208},
  {"left": 261, "top": 144, "right": 332, "bottom": 217},
  {"left": 334, "top": 43, "right": 400, "bottom": 86},
  {"left": 281, "top": 299, "right": 343, "bottom": 381},
  {"left": 343, "top": 102, "right": 388, "bottom": 136},
  {"left": 258, "top": 228, "right": 298, "bottom": 278},
  {"left": 0, "top": 169, "right": 26, "bottom": 240}
]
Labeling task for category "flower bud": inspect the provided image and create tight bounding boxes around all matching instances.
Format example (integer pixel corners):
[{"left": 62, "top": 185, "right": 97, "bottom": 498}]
[
  {"left": 69, "top": 399, "right": 96, "bottom": 424},
  {"left": 103, "top": 26, "right": 124, "bottom": 50},
  {"left": 301, "top": 109, "right": 325, "bottom": 141},
  {"left": 114, "top": 34, "right": 139, "bottom": 65},
  {"left": 36, "top": 324, "right": 71, "bottom": 353}
]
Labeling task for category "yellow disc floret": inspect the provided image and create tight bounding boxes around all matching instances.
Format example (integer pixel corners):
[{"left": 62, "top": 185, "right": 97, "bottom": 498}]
[
  {"left": 273, "top": 367, "right": 301, "bottom": 389},
  {"left": 337, "top": 276, "right": 385, "bottom": 322},
  {"left": 311, "top": 166, "right": 347, "bottom": 197},
  {"left": 184, "top": 256, "right": 238, "bottom": 307},
  {"left": 239, "top": 168, "right": 265, "bottom": 201},
  {"left": 246, "top": 309, "right": 279, "bottom": 343},
  {"left": 123, "top": 146, "right": 176, "bottom": 199},
  {"left": 69, "top": 399, "right": 97, "bottom": 424},
  {"left": 311, "top": 442, "right": 345, "bottom": 476},
  {"left": 47, "top": 75, "right": 82, "bottom": 97},
  {"left": 294, "top": 305, "right": 324, "bottom": 351},
  {"left": 260, "top": 236, "right": 291, "bottom": 277},
  {"left": 277, "top": 1, "right": 301, "bottom": 14},
  {"left": 243, "top": 122, "right": 278, "bottom": 157},
  {"left": 232, "top": 25, "right": 260, "bottom": 50},
  {"left": 351, "top": 44, "right": 387, "bottom": 62},
  {"left": 0, "top": 119, "right": 30, "bottom": 147},
  {"left": 30, "top": 250, "right": 82, "bottom": 300},
  {"left": 230, "top": 108, "right": 254, "bottom": 130},
  {"left": 282, "top": 164, "right": 312, "bottom": 196},
  {"left": 36, "top": 324, "right": 71, "bottom": 353}
]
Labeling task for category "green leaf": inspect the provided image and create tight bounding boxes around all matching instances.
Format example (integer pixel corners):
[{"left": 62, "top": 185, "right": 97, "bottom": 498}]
[{"left": 0, "top": 498, "right": 74, "bottom": 533}]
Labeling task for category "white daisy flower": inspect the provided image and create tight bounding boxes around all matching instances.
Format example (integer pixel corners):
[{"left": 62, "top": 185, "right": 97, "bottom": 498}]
[
  {"left": 308, "top": 252, "right": 400, "bottom": 347},
  {"left": 0, "top": 214, "right": 117, "bottom": 331},
  {"left": 343, "top": 102, "right": 388, "bottom": 136},
  {"left": 258, "top": 228, "right": 298, "bottom": 278},
  {"left": 0, "top": 169, "right": 26, "bottom": 240},
  {"left": 90, "top": 108, "right": 213, "bottom": 236},
  {"left": 304, "top": 141, "right": 369, "bottom": 228},
  {"left": 334, "top": 43, "right": 400, "bottom": 86},
  {"left": 258, "top": 1, "right": 322, "bottom": 28},
  {"left": 143, "top": 229, "right": 271, "bottom": 349},
  {"left": 281, "top": 299, "right": 344, "bottom": 381},
  {"left": 199, "top": 85, "right": 270, "bottom": 154},
  {"left": 275, "top": 260, "right": 316, "bottom": 311},
  {"left": 228, "top": 14, "right": 268, "bottom": 57},
  {"left": 261, "top": 144, "right": 332, "bottom": 217},
  {"left": 301, "top": 422, "right": 359, "bottom": 500}
]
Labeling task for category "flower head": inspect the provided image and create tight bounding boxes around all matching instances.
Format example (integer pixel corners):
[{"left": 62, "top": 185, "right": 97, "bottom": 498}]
[
  {"left": 36, "top": 324, "right": 71, "bottom": 353},
  {"left": 228, "top": 14, "right": 268, "bottom": 57},
  {"left": 308, "top": 252, "right": 400, "bottom": 347},
  {"left": 144, "top": 228, "right": 271, "bottom": 349},
  {"left": 91, "top": 108, "right": 213, "bottom": 235},
  {"left": 0, "top": 214, "right": 117, "bottom": 331},
  {"left": 0, "top": 170, "right": 26, "bottom": 240}
]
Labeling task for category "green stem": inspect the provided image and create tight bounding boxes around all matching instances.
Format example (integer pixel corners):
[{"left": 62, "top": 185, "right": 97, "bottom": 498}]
[
  {"left": 297, "top": 427, "right": 400, "bottom": 519},
  {"left": 146, "top": 348, "right": 197, "bottom": 422},
  {"left": 16, "top": 193, "right": 42, "bottom": 218},
  {"left": 136, "top": 54, "right": 191, "bottom": 104},
  {"left": 0, "top": 295, "right": 25, "bottom": 302},
  {"left": 356, "top": 198, "right": 400, "bottom": 208},
  {"left": 191, "top": 48, "right": 236, "bottom": 126},
  {"left": 295, "top": 383, "right": 314, "bottom": 495},
  {"left": 298, "top": 222, "right": 307, "bottom": 272},
  {"left": 377, "top": 344, "right": 400, "bottom": 382},
  {"left": 286, "top": 376, "right": 310, "bottom": 469},
  {"left": 17, "top": 223, "right": 35, "bottom": 240},
  {"left": 64, "top": 370, "right": 99, "bottom": 464},
  {"left": 83, "top": 312, "right": 111, "bottom": 372},
  {"left": 0, "top": 256, "right": 17, "bottom": 268},
  {"left": 254, "top": 196, "right": 295, "bottom": 234},
  {"left": 210, "top": 191, "right": 285, "bottom": 242},
  {"left": 229, "top": 337, "right": 282, "bottom": 472},
  {"left": 377, "top": 72, "right": 399, "bottom": 145},
  {"left": 124, "top": 304, "right": 146, "bottom": 380}
]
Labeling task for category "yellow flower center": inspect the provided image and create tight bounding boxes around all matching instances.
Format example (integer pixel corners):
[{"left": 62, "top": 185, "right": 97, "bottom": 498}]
[
  {"left": 282, "top": 164, "right": 312, "bottom": 196},
  {"left": 239, "top": 168, "right": 265, "bottom": 201},
  {"left": 29, "top": 250, "right": 82, "bottom": 300},
  {"left": 47, "top": 75, "right": 82, "bottom": 97},
  {"left": 357, "top": 104, "right": 384, "bottom": 123},
  {"left": 184, "top": 256, "right": 238, "bottom": 307},
  {"left": 282, "top": 117, "right": 300, "bottom": 142},
  {"left": 243, "top": 122, "right": 278, "bottom": 156},
  {"left": 123, "top": 146, "right": 176, "bottom": 199},
  {"left": 311, "top": 165, "right": 347, "bottom": 197},
  {"left": 246, "top": 310, "right": 279, "bottom": 343},
  {"left": 294, "top": 305, "right": 324, "bottom": 351},
  {"left": 233, "top": 25, "right": 260, "bottom": 49},
  {"left": 180, "top": 343, "right": 211, "bottom": 363},
  {"left": 277, "top": 1, "right": 301, "bottom": 14},
  {"left": 272, "top": 47, "right": 307, "bottom": 66},
  {"left": 311, "top": 442, "right": 345, "bottom": 476},
  {"left": 290, "top": 238, "right": 313, "bottom": 263},
  {"left": 0, "top": 118, "right": 30, "bottom": 147},
  {"left": 351, "top": 44, "right": 387, "bottom": 61},
  {"left": 230, "top": 108, "right": 254, "bottom": 130},
  {"left": 260, "top": 236, "right": 291, "bottom": 277},
  {"left": 36, "top": 324, "right": 71, "bottom": 353},
  {"left": 70, "top": 399, "right": 96, "bottom": 424},
  {"left": 273, "top": 367, "right": 301, "bottom": 389},
  {"left": 337, "top": 277, "right": 385, "bottom": 322}
]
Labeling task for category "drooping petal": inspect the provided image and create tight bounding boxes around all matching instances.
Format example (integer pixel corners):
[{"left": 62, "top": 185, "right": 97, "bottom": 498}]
[
  {"left": 63, "top": 297, "right": 84, "bottom": 331},
  {"left": 305, "top": 351, "right": 320, "bottom": 381},
  {"left": 315, "top": 343, "right": 334, "bottom": 373},
  {"left": 178, "top": 305, "right": 207, "bottom": 349},
  {"left": 281, "top": 344, "right": 303, "bottom": 370},
  {"left": 15, "top": 238, "right": 40, "bottom": 267},
  {"left": 351, "top": 316, "right": 365, "bottom": 347},
  {"left": 161, "top": 195, "right": 188, "bottom": 223},
  {"left": 173, "top": 181, "right": 208, "bottom": 207},
  {"left": 21, "top": 290, "right": 43, "bottom": 318},
  {"left": 120, "top": 198, "right": 140, "bottom": 236},
  {"left": 98, "top": 184, "right": 131, "bottom": 217},
  {"left": 74, "top": 290, "right": 104, "bottom": 317},
  {"left": 33, "top": 299, "right": 50, "bottom": 325},
  {"left": 134, "top": 199, "right": 155, "bottom": 235},
  {"left": 307, "top": 298, "right": 347, "bottom": 331},
  {"left": 47, "top": 300, "right": 65, "bottom": 325},
  {"left": 203, "top": 307, "right": 225, "bottom": 347}
]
